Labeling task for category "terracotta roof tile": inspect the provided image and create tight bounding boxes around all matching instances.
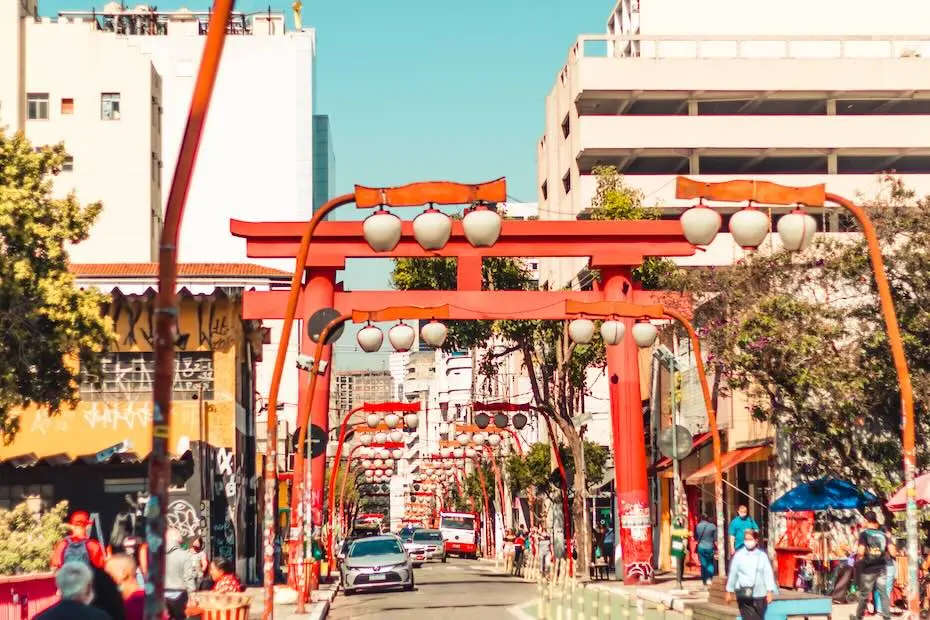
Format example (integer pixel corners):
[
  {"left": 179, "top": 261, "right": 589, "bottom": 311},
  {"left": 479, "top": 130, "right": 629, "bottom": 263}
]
[{"left": 69, "top": 263, "right": 291, "bottom": 278}]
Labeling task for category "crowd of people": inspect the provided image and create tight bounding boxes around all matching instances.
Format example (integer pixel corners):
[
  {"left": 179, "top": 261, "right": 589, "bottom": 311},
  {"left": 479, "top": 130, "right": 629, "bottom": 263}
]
[{"left": 36, "top": 509, "right": 244, "bottom": 620}]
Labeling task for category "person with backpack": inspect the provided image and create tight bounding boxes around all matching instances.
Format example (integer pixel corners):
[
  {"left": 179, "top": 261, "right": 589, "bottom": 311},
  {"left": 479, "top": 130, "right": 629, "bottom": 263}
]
[
  {"left": 51, "top": 511, "right": 106, "bottom": 570},
  {"left": 854, "top": 511, "right": 895, "bottom": 620},
  {"left": 694, "top": 512, "right": 718, "bottom": 586}
]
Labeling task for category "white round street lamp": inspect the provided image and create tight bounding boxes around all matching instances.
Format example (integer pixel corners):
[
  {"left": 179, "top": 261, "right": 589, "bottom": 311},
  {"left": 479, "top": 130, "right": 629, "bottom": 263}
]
[
  {"left": 680, "top": 203, "right": 723, "bottom": 246},
  {"left": 392, "top": 449, "right": 404, "bottom": 459},
  {"left": 374, "top": 431, "right": 388, "bottom": 444},
  {"left": 777, "top": 209, "right": 818, "bottom": 252},
  {"left": 440, "top": 447, "right": 453, "bottom": 458},
  {"left": 366, "top": 412, "right": 382, "bottom": 428},
  {"left": 487, "top": 433, "right": 502, "bottom": 447},
  {"left": 465, "top": 447, "right": 477, "bottom": 458},
  {"left": 363, "top": 208, "right": 403, "bottom": 252},
  {"left": 420, "top": 321, "right": 448, "bottom": 348},
  {"left": 413, "top": 207, "right": 453, "bottom": 250},
  {"left": 403, "top": 413, "right": 420, "bottom": 430},
  {"left": 359, "top": 433, "right": 373, "bottom": 445},
  {"left": 378, "top": 448, "right": 391, "bottom": 459},
  {"left": 373, "top": 459, "right": 384, "bottom": 468},
  {"left": 729, "top": 206, "right": 771, "bottom": 249},
  {"left": 600, "top": 320, "right": 625, "bottom": 346},
  {"left": 472, "top": 433, "right": 487, "bottom": 445},
  {"left": 362, "top": 459, "right": 373, "bottom": 468},
  {"left": 383, "top": 413, "right": 400, "bottom": 429},
  {"left": 388, "top": 322, "right": 416, "bottom": 352},
  {"left": 357, "top": 324, "right": 384, "bottom": 353},
  {"left": 456, "top": 432, "right": 471, "bottom": 444},
  {"left": 631, "top": 321, "right": 659, "bottom": 348},
  {"left": 453, "top": 447, "right": 465, "bottom": 458},
  {"left": 390, "top": 430, "right": 404, "bottom": 443},
  {"left": 462, "top": 204, "right": 502, "bottom": 247},
  {"left": 568, "top": 318, "right": 595, "bottom": 345}
]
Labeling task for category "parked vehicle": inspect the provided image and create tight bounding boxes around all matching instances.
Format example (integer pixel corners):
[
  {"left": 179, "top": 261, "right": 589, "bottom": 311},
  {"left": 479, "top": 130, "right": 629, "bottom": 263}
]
[
  {"left": 403, "top": 529, "right": 446, "bottom": 567},
  {"left": 340, "top": 535, "right": 414, "bottom": 596}
]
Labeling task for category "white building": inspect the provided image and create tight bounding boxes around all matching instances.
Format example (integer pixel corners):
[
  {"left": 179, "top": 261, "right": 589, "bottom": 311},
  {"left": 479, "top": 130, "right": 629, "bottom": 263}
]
[
  {"left": 1, "top": 2, "right": 333, "bottom": 444},
  {"left": 538, "top": 0, "right": 930, "bottom": 289},
  {"left": 1, "top": 0, "right": 163, "bottom": 263}
]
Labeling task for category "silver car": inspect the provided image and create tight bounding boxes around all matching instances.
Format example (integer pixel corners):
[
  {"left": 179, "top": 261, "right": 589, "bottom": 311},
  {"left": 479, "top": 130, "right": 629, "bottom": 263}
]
[
  {"left": 340, "top": 535, "right": 414, "bottom": 595},
  {"left": 403, "top": 529, "right": 446, "bottom": 567}
]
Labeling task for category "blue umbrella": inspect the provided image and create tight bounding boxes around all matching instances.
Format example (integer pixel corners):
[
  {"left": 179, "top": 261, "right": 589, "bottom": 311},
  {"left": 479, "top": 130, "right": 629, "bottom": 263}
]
[{"left": 769, "top": 478, "right": 877, "bottom": 512}]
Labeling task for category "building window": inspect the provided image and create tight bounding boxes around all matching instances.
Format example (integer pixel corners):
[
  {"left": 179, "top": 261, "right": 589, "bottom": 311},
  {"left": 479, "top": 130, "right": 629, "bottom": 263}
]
[
  {"left": 541, "top": 181, "right": 548, "bottom": 201},
  {"left": 80, "top": 351, "right": 215, "bottom": 401},
  {"left": 61, "top": 98, "right": 75, "bottom": 115},
  {"left": 561, "top": 114, "right": 570, "bottom": 138},
  {"left": 101, "top": 93, "right": 121, "bottom": 120},
  {"left": 562, "top": 171, "right": 571, "bottom": 194},
  {"left": 62, "top": 156, "right": 74, "bottom": 172},
  {"left": 27, "top": 93, "right": 49, "bottom": 120},
  {"left": 0, "top": 484, "right": 54, "bottom": 510}
]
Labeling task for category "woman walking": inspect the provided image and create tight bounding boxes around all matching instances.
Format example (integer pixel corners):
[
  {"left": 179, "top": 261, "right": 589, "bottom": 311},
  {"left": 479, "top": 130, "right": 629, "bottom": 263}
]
[
  {"left": 725, "top": 530, "right": 778, "bottom": 620},
  {"left": 694, "top": 513, "right": 718, "bottom": 586}
]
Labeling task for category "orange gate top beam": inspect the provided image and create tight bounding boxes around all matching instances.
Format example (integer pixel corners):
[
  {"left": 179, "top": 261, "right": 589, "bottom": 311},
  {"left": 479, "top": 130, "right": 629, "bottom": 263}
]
[{"left": 229, "top": 218, "right": 696, "bottom": 269}]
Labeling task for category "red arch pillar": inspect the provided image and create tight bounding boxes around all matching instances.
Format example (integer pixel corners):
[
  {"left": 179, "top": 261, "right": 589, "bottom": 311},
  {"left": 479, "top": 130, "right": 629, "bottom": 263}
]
[{"left": 603, "top": 268, "right": 654, "bottom": 584}]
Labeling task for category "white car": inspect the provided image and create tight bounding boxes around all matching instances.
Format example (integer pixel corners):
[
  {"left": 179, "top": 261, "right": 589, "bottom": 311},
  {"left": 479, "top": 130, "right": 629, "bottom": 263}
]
[{"left": 403, "top": 529, "right": 446, "bottom": 567}]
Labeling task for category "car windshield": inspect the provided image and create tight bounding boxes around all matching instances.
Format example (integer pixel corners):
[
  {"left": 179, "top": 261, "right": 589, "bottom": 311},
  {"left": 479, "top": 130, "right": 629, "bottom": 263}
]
[
  {"left": 348, "top": 539, "right": 403, "bottom": 558},
  {"left": 441, "top": 516, "right": 474, "bottom": 530},
  {"left": 412, "top": 531, "right": 443, "bottom": 542}
]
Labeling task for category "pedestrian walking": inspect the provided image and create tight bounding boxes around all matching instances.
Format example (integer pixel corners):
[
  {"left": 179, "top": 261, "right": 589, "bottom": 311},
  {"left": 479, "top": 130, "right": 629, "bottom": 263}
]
[
  {"left": 503, "top": 529, "right": 515, "bottom": 574},
  {"left": 694, "top": 512, "right": 718, "bottom": 586},
  {"left": 725, "top": 529, "right": 778, "bottom": 620},
  {"left": 853, "top": 510, "right": 894, "bottom": 620},
  {"left": 728, "top": 505, "right": 760, "bottom": 555},
  {"left": 513, "top": 530, "right": 526, "bottom": 577},
  {"left": 104, "top": 555, "right": 144, "bottom": 620}
]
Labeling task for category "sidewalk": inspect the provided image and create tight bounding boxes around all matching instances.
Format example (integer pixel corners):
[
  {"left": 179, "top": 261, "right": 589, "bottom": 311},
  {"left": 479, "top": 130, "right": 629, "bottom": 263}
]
[{"left": 244, "top": 582, "right": 336, "bottom": 620}]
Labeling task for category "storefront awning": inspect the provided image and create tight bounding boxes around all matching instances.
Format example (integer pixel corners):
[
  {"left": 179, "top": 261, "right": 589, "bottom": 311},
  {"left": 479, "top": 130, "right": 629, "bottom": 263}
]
[
  {"left": 685, "top": 445, "right": 771, "bottom": 485},
  {"left": 651, "top": 432, "right": 713, "bottom": 472}
]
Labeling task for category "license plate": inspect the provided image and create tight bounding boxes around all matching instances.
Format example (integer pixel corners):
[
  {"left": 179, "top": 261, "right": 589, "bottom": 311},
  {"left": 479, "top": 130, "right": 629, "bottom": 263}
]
[{"left": 369, "top": 574, "right": 386, "bottom": 581}]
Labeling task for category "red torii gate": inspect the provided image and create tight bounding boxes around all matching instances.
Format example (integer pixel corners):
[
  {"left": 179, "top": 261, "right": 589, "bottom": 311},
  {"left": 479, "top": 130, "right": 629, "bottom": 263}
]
[{"left": 231, "top": 196, "right": 696, "bottom": 583}]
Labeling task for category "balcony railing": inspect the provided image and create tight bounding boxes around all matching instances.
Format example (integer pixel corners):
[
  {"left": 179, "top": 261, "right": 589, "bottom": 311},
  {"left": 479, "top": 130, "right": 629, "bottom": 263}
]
[{"left": 566, "top": 33, "right": 930, "bottom": 64}]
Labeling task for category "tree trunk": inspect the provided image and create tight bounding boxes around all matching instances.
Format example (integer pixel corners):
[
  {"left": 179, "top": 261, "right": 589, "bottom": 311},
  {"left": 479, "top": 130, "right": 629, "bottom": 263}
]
[{"left": 568, "top": 433, "right": 590, "bottom": 578}]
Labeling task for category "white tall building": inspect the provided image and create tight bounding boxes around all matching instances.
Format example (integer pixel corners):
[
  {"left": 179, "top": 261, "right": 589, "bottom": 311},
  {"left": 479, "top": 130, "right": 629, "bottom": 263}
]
[
  {"left": 0, "top": 2, "right": 332, "bottom": 445},
  {"left": 538, "top": 0, "right": 930, "bottom": 289}
]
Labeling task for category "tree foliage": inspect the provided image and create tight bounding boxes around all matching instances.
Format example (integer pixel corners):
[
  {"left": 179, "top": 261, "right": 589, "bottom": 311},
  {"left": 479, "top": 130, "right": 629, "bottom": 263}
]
[
  {"left": 671, "top": 175, "right": 930, "bottom": 494},
  {"left": 0, "top": 500, "right": 69, "bottom": 575},
  {"left": 507, "top": 440, "right": 609, "bottom": 499},
  {"left": 0, "top": 131, "right": 114, "bottom": 442}
]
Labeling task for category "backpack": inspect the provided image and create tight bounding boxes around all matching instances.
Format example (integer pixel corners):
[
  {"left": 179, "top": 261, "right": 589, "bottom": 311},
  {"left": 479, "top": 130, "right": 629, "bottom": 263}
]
[
  {"left": 864, "top": 529, "right": 887, "bottom": 561},
  {"left": 62, "top": 537, "right": 91, "bottom": 565}
]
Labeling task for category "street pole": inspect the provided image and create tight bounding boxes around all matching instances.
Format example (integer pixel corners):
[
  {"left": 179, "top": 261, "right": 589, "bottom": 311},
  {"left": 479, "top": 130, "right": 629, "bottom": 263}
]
[
  {"left": 149, "top": 4, "right": 232, "bottom": 619},
  {"left": 671, "top": 337, "right": 682, "bottom": 590}
]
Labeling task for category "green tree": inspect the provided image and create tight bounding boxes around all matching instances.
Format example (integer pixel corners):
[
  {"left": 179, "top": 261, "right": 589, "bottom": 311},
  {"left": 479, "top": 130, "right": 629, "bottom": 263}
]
[
  {"left": 670, "top": 175, "right": 930, "bottom": 494},
  {"left": 0, "top": 131, "right": 114, "bottom": 442},
  {"left": 0, "top": 500, "right": 69, "bottom": 575},
  {"left": 391, "top": 166, "right": 645, "bottom": 572}
]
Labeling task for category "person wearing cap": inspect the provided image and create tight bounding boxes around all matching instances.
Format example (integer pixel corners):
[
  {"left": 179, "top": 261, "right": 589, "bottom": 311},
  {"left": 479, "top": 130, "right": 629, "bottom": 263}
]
[{"left": 51, "top": 511, "right": 106, "bottom": 570}]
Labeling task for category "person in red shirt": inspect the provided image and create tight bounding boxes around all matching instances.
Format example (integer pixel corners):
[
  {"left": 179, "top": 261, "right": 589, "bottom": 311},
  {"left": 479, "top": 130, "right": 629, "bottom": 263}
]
[
  {"left": 51, "top": 511, "right": 106, "bottom": 569},
  {"left": 104, "top": 554, "right": 144, "bottom": 620},
  {"left": 209, "top": 558, "right": 244, "bottom": 594}
]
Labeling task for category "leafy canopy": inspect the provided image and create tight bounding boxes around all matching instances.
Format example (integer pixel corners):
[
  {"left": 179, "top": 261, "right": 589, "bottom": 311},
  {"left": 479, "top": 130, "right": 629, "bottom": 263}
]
[{"left": 0, "top": 131, "right": 113, "bottom": 442}]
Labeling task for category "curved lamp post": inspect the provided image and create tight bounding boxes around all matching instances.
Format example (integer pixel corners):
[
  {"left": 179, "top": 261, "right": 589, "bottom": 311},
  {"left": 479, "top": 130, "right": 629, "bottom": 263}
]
[
  {"left": 287, "top": 304, "right": 448, "bottom": 606},
  {"left": 675, "top": 176, "right": 919, "bottom": 604},
  {"left": 260, "top": 179, "right": 505, "bottom": 618},
  {"left": 565, "top": 299, "right": 727, "bottom": 576},
  {"left": 149, "top": 4, "right": 233, "bottom": 619},
  {"left": 326, "top": 402, "right": 419, "bottom": 564}
]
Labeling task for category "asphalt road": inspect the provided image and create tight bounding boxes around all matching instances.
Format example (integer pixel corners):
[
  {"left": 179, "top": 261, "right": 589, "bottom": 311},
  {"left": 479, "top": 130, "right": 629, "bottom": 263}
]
[{"left": 327, "top": 558, "right": 537, "bottom": 620}]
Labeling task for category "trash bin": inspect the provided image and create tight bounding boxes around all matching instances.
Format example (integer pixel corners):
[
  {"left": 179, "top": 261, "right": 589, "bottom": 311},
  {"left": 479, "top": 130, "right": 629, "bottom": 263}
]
[
  {"left": 287, "top": 559, "right": 314, "bottom": 595},
  {"left": 188, "top": 592, "right": 251, "bottom": 620}
]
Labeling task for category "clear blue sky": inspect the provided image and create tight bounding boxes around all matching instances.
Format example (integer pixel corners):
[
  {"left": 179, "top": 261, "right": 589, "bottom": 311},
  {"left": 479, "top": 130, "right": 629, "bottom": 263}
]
[{"left": 39, "top": 0, "right": 610, "bottom": 367}]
